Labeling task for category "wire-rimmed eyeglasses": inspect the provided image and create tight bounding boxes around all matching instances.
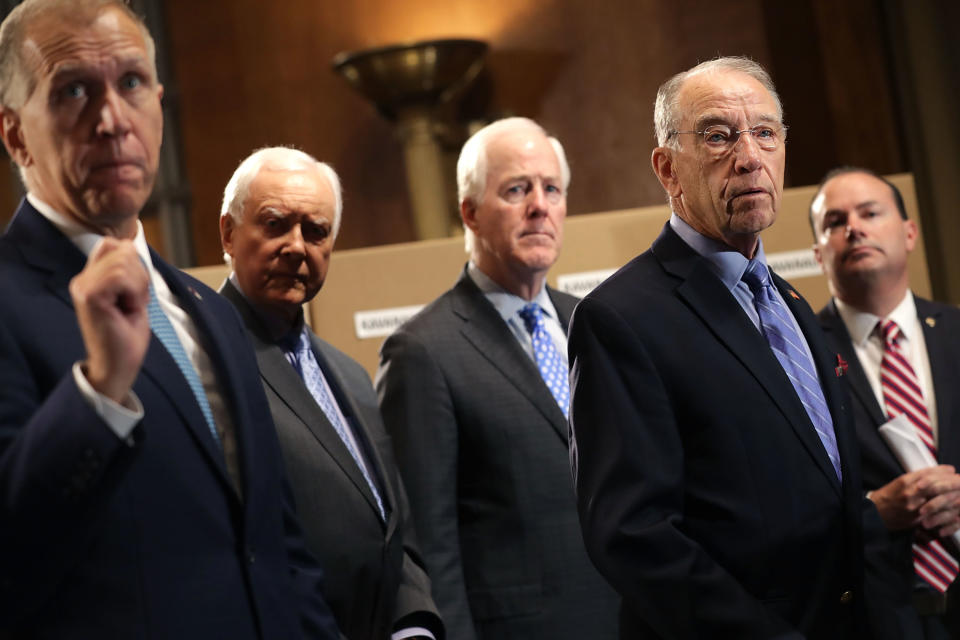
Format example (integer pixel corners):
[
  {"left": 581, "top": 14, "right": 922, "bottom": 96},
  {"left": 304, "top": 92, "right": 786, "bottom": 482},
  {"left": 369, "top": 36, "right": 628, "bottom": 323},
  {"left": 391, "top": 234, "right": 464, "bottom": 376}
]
[{"left": 669, "top": 123, "right": 788, "bottom": 153}]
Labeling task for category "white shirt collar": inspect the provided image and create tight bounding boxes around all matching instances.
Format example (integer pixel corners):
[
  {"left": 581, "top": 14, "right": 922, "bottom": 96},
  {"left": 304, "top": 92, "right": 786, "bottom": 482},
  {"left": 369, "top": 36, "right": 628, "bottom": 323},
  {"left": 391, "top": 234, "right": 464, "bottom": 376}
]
[
  {"left": 834, "top": 289, "right": 915, "bottom": 345},
  {"left": 27, "top": 193, "right": 153, "bottom": 268},
  {"left": 467, "top": 261, "right": 559, "bottom": 324}
]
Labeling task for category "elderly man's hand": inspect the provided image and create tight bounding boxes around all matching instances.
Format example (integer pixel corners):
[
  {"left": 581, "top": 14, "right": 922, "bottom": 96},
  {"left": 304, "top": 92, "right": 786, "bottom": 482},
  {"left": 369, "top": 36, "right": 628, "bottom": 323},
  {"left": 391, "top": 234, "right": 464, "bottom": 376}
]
[
  {"left": 69, "top": 238, "right": 151, "bottom": 403},
  {"left": 869, "top": 465, "right": 960, "bottom": 537}
]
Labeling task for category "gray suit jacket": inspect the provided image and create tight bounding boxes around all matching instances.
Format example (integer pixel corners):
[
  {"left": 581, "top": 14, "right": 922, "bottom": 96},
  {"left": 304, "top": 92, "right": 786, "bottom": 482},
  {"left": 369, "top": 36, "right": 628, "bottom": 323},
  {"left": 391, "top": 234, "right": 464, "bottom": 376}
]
[
  {"left": 375, "top": 269, "right": 619, "bottom": 640},
  {"left": 220, "top": 280, "right": 442, "bottom": 640}
]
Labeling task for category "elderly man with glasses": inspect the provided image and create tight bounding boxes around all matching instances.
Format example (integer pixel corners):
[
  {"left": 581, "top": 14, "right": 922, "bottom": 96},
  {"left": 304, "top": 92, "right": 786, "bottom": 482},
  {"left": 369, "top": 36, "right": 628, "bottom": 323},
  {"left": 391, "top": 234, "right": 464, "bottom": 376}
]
[{"left": 567, "top": 57, "right": 912, "bottom": 639}]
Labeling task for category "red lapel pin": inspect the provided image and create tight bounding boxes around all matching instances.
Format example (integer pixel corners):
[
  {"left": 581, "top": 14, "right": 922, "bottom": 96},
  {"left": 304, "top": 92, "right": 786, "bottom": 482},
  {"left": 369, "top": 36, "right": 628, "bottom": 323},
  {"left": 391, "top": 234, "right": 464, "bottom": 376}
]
[{"left": 835, "top": 354, "right": 848, "bottom": 377}]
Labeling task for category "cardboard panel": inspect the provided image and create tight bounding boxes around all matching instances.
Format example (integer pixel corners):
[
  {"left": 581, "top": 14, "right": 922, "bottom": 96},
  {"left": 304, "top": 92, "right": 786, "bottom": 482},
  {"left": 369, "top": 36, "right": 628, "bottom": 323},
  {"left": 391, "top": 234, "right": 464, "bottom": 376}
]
[{"left": 188, "top": 173, "right": 927, "bottom": 376}]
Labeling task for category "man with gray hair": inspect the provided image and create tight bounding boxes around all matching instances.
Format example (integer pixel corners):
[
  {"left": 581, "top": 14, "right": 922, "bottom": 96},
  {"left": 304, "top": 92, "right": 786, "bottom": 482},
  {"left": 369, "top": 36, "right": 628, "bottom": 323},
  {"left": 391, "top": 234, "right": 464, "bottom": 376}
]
[
  {"left": 218, "top": 146, "right": 443, "bottom": 640},
  {"left": 0, "top": 2, "right": 338, "bottom": 637},
  {"left": 567, "top": 57, "right": 897, "bottom": 638},
  {"left": 376, "top": 117, "right": 618, "bottom": 640}
]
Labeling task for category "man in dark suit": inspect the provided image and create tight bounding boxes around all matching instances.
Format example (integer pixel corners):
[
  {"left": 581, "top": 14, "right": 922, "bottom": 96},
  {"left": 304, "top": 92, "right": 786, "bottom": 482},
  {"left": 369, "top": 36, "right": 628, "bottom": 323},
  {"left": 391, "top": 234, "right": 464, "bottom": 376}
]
[
  {"left": 218, "top": 146, "right": 443, "bottom": 640},
  {"left": 0, "top": 2, "right": 338, "bottom": 637},
  {"left": 812, "top": 167, "right": 960, "bottom": 638},
  {"left": 568, "top": 57, "right": 890, "bottom": 639},
  {"left": 375, "top": 117, "right": 619, "bottom": 640}
]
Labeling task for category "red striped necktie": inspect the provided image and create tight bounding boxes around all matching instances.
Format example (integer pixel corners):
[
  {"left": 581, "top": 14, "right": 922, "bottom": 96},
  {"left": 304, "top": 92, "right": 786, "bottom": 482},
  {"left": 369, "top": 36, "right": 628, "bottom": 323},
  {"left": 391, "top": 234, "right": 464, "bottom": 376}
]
[{"left": 880, "top": 319, "right": 958, "bottom": 592}]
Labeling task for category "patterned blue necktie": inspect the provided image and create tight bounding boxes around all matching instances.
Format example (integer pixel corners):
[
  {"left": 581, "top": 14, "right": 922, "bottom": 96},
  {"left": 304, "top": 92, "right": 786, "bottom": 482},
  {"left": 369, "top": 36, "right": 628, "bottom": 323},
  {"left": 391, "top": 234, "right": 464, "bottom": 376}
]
[
  {"left": 518, "top": 303, "right": 570, "bottom": 418},
  {"left": 290, "top": 329, "right": 385, "bottom": 520},
  {"left": 742, "top": 260, "right": 841, "bottom": 480},
  {"left": 145, "top": 276, "right": 221, "bottom": 448}
]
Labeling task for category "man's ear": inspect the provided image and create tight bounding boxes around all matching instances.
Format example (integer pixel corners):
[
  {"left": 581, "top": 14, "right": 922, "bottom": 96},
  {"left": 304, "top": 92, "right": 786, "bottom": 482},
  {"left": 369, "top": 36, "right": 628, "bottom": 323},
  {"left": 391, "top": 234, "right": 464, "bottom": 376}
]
[
  {"left": 651, "top": 146, "right": 681, "bottom": 198},
  {"left": 219, "top": 214, "right": 235, "bottom": 257},
  {"left": 460, "top": 198, "right": 479, "bottom": 233},
  {"left": 0, "top": 108, "right": 31, "bottom": 168},
  {"left": 812, "top": 243, "right": 824, "bottom": 269},
  {"left": 903, "top": 219, "right": 918, "bottom": 253}
]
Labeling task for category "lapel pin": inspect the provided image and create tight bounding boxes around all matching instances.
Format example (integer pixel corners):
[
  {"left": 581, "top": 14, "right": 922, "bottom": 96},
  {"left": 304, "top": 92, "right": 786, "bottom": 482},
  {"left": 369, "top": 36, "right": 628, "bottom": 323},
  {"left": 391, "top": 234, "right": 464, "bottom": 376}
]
[
  {"left": 189, "top": 286, "right": 202, "bottom": 301},
  {"left": 835, "top": 354, "right": 848, "bottom": 377},
  {"left": 925, "top": 317, "right": 936, "bottom": 328},
  {"left": 788, "top": 290, "right": 800, "bottom": 300}
]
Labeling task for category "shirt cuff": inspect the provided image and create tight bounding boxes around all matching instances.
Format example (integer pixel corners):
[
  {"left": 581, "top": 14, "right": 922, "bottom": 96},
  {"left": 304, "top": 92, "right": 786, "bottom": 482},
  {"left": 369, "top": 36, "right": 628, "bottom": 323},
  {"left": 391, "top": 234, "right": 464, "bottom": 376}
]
[
  {"left": 72, "top": 361, "right": 143, "bottom": 442},
  {"left": 391, "top": 627, "right": 436, "bottom": 640}
]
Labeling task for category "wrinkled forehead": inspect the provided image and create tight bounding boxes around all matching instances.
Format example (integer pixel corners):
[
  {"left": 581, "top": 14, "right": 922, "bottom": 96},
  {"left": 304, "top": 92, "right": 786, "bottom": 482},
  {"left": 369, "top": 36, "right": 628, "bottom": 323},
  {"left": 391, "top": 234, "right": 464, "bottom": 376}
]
[
  {"left": 485, "top": 128, "right": 559, "bottom": 177},
  {"left": 22, "top": 7, "right": 151, "bottom": 80},
  {"left": 248, "top": 166, "right": 336, "bottom": 213},
  {"left": 677, "top": 70, "right": 780, "bottom": 126}
]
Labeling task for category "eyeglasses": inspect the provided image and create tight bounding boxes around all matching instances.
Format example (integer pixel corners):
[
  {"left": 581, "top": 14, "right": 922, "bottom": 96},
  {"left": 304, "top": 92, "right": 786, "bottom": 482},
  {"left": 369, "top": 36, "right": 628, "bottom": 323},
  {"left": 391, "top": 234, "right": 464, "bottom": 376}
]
[{"left": 669, "top": 123, "right": 788, "bottom": 153}]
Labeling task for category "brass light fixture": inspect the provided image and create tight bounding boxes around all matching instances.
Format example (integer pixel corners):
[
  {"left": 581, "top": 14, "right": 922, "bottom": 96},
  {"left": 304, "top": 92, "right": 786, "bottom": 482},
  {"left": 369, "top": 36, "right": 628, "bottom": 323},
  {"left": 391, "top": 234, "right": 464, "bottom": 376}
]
[{"left": 333, "top": 39, "right": 488, "bottom": 239}]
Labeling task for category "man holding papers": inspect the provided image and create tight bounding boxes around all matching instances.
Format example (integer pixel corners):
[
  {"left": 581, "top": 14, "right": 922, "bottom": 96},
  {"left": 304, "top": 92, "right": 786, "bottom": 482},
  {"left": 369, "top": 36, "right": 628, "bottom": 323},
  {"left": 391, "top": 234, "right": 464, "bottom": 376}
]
[{"left": 812, "top": 167, "right": 960, "bottom": 637}]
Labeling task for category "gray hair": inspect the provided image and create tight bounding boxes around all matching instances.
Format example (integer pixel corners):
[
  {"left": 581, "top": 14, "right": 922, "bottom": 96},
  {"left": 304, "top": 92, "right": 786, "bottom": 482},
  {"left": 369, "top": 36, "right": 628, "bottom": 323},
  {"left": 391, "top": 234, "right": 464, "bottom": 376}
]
[
  {"left": 457, "top": 117, "right": 570, "bottom": 252},
  {"left": 0, "top": 0, "right": 157, "bottom": 110},
  {"left": 653, "top": 56, "right": 782, "bottom": 149},
  {"left": 220, "top": 146, "right": 343, "bottom": 240}
]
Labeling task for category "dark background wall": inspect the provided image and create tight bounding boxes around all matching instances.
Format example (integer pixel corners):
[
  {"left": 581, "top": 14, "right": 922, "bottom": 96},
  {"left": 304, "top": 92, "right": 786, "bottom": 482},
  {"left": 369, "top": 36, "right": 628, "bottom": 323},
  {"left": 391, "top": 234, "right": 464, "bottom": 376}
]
[
  {"left": 4, "top": 0, "right": 959, "bottom": 297},
  {"left": 161, "top": 0, "right": 906, "bottom": 266}
]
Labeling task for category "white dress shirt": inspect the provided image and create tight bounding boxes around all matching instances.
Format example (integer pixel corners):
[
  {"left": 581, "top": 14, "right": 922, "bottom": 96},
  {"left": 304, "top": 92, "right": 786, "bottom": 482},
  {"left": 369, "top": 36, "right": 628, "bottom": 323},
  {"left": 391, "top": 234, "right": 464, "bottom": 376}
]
[{"left": 834, "top": 291, "right": 939, "bottom": 442}]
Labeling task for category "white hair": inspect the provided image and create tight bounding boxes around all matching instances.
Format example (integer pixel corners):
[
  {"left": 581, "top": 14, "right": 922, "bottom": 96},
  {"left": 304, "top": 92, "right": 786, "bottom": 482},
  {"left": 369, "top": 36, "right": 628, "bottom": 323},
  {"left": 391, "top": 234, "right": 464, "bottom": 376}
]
[
  {"left": 456, "top": 117, "right": 570, "bottom": 253},
  {"left": 653, "top": 56, "right": 783, "bottom": 149},
  {"left": 221, "top": 145, "right": 342, "bottom": 237}
]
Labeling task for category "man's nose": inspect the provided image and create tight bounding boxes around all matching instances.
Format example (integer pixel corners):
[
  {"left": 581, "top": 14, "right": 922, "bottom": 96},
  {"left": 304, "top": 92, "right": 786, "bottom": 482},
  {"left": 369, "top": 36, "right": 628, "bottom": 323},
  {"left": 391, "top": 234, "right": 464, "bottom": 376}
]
[
  {"left": 732, "top": 131, "right": 762, "bottom": 174},
  {"left": 527, "top": 184, "right": 549, "bottom": 215},
  {"left": 95, "top": 87, "right": 132, "bottom": 138},
  {"left": 282, "top": 225, "right": 306, "bottom": 256}
]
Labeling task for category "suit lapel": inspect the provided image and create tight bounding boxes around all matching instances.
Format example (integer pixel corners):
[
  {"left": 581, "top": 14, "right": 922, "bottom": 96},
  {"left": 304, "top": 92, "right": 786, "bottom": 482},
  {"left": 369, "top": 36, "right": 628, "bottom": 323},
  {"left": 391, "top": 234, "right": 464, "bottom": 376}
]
[
  {"left": 819, "top": 300, "right": 887, "bottom": 426},
  {"left": 6, "top": 200, "right": 86, "bottom": 310},
  {"left": 451, "top": 273, "right": 569, "bottom": 443},
  {"left": 148, "top": 256, "right": 235, "bottom": 491},
  {"left": 654, "top": 225, "right": 842, "bottom": 495},
  {"left": 917, "top": 298, "right": 960, "bottom": 465},
  {"left": 221, "top": 280, "right": 386, "bottom": 522},
  {"left": 313, "top": 338, "right": 397, "bottom": 528}
]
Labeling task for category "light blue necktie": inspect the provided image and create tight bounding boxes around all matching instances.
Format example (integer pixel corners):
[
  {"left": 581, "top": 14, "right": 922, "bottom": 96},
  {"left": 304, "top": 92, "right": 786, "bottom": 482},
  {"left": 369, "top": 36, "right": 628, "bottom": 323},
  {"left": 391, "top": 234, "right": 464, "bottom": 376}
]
[
  {"left": 518, "top": 303, "right": 570, "bottom": 418},
  {"left": 289, "top": 329, "right": 385, "bottom": 520},
  {"left": 742, "top": 260, "right": 841, "bottom": 480},
  {"left": 145, "top": 274, "right": 221, "bottom": 448}
]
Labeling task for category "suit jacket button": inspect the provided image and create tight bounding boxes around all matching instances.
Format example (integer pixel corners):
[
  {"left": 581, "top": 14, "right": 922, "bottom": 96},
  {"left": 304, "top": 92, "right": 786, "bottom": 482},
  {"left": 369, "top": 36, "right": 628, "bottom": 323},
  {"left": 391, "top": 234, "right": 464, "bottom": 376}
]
[
  {"left": 247, "top": 548, "right": 256, "bottom": 564},
  {"left": 839, "top": 590, "right": 853, "bottom": 604}
]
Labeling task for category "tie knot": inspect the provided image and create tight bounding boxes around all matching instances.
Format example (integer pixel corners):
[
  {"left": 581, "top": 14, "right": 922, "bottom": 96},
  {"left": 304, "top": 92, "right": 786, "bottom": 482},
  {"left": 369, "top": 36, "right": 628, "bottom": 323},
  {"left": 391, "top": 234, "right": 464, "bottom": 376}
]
[
  {"left": 518, "top": 303, "right": 544, "bottom": 334},
  {"left": 741, "top": 259, "right": 770, "bottom": 294},
  {"left": 880, "top": 319, "right": 901, "bottom": 346}
]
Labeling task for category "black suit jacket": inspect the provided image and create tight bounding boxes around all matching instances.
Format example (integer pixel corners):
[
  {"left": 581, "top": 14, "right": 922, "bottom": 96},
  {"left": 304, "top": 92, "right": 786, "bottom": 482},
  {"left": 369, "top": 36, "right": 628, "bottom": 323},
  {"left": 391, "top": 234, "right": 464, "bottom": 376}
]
[
  {"left": 376, "top": 269, "right": 619, "bottom": 640},
  {"left": 568, "top": 224, "right": 871, "bottom": 639},
  {"left": 0, "top": 200, "right": 338, "bottom": 639},
  {"left": 819, "top": 295, "right": 960, "bottom": 634},
  {"left": 220, "top": 279, "right": 442, "bottom": 640}
]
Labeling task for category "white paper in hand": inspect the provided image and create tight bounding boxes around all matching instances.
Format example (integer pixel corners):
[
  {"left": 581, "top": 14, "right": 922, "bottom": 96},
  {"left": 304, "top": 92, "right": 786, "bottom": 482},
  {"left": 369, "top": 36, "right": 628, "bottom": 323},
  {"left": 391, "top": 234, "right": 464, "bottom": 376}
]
[
  {"left": 878, "top": 413, "right": 937, "bottom": 471},
  {"left": 878, "top": 413, "right": 960, "bottom": 547}
]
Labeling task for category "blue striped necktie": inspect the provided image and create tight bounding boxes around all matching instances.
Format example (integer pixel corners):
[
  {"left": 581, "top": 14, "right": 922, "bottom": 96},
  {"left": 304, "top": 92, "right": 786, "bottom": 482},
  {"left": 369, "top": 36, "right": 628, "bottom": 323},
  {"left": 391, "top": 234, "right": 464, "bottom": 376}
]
[
  {"left": 742, "top": 260, "right": 841, "bottom": 480},
  {"left": 518, "top": 303, "right": 570, "bottom": 418},
  {"left": 145, "top": 273, "right": 221, "bottom": 448},
  {"left": 289, "top": 329, "right": 385, "bottom": 521}
]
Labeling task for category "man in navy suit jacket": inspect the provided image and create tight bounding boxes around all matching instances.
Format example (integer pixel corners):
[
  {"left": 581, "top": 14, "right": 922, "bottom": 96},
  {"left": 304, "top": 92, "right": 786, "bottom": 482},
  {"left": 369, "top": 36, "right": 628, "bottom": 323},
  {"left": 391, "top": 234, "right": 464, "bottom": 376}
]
[
  {"left": 568, "top": 57, "right": 903, "bottom": 639},
  {"left": 0, "top": 2, "right": 338, "bottom": 637},
  {"left": 811, "top": 167, "right": 960, "bottom": 638}
]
